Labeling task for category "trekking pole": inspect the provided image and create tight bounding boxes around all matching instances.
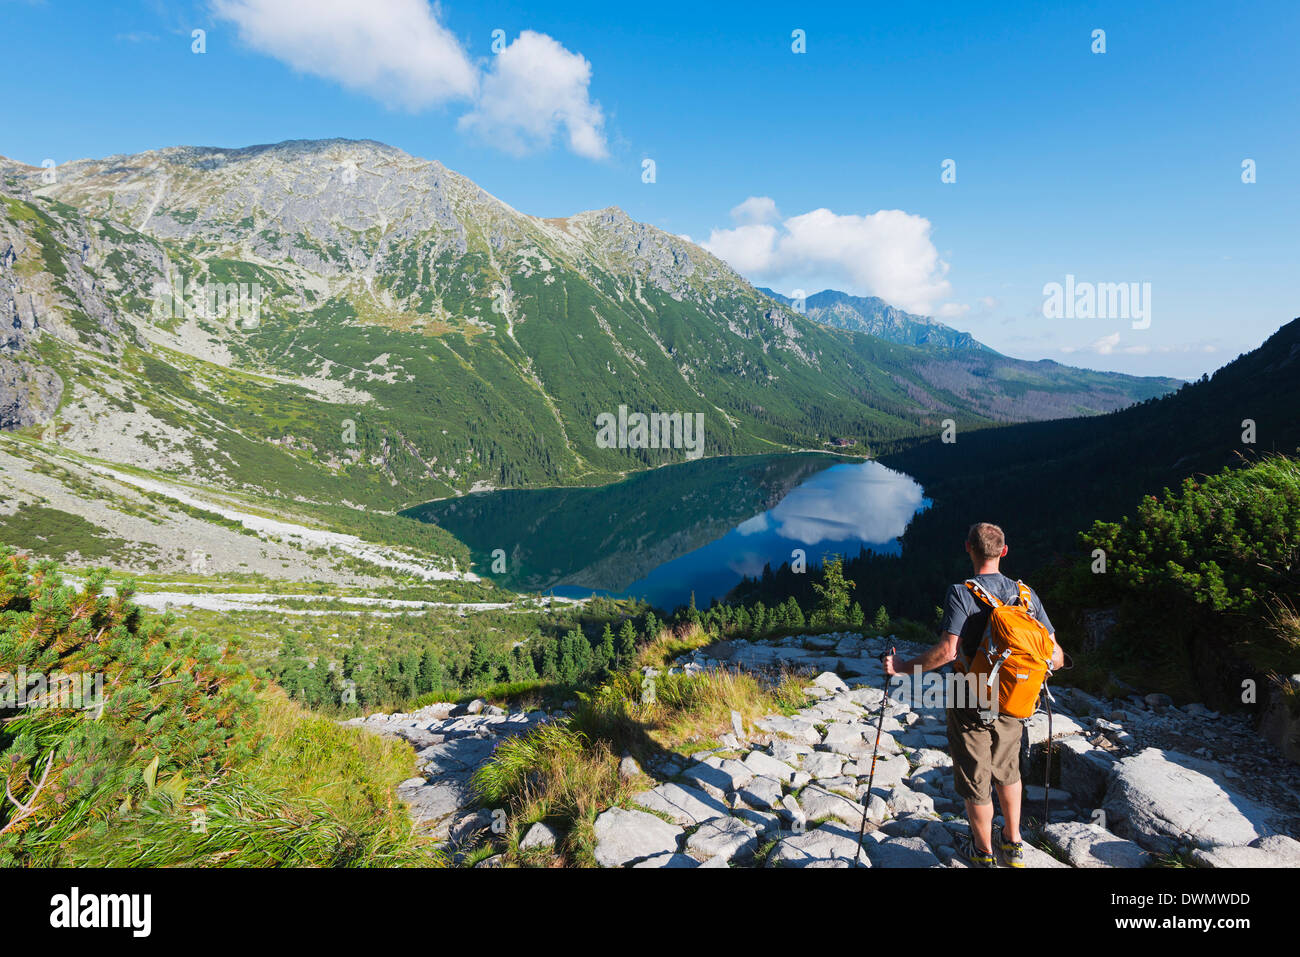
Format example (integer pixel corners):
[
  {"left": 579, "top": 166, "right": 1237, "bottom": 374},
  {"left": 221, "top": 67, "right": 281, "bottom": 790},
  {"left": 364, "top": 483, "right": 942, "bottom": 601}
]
[
  {"left": 854, "top": 646, "right": 895, "bottom": 867},
  {"left": 1041, "top": 686, "right": 1053, "bottom": 827},
  {"left": 1039, "top": 652, "right": 1071, "bottom": 829}
]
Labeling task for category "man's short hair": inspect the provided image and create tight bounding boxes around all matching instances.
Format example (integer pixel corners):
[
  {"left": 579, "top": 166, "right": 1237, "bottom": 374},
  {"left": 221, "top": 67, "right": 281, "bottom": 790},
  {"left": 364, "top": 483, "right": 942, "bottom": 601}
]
[{"left": 966, "top": 522, "right": 1005, "bottom": 561}]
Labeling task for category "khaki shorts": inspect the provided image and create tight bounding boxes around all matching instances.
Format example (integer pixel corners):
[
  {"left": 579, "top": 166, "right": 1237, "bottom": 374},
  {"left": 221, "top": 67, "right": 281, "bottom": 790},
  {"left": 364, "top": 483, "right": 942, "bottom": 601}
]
[{"left": 946, "top": 706, "right": 1023, "bottom": 805}]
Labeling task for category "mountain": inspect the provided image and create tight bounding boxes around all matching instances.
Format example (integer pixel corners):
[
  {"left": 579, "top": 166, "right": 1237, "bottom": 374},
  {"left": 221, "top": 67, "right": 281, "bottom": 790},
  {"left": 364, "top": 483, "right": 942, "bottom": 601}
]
[
  {"left": 759, "top": 287, "right": 986, "bottom": 351},
  {"left": 0, "top": 138, "right": 1180, "bottom": 576},
  {"left": 761, "top": 286, "right": 1184, "bottom": 420}
]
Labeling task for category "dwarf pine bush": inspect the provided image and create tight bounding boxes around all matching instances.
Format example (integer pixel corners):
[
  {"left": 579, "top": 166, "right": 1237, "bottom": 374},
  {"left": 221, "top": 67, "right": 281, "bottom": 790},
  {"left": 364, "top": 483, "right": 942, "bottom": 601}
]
[
  {"left": 0, "top": 549, "right": 262, "bottom": 865},
  {"left": 1082, "top": 455, "right": 1299, "bottom": 616},
  {"left": 1067, "top": 455, "right": 1300, "bottom": 698}
]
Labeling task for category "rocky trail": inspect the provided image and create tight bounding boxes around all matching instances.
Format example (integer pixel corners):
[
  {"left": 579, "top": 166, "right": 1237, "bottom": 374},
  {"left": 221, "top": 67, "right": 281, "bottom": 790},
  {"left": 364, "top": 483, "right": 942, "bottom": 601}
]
[{"left": 350, "top": 631, "right": 1300, "bottom": 868}]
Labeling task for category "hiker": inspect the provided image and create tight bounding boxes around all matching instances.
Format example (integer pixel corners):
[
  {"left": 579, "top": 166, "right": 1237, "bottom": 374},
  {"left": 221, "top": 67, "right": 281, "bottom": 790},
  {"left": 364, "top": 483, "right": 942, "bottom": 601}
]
[{"left": 883, "top": 522, "right": 1063, "bottom": 868}]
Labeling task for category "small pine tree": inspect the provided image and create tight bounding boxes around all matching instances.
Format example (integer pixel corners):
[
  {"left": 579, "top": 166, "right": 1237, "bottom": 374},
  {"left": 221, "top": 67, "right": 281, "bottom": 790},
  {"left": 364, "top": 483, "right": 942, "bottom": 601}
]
[
  {"left": 418, "top": 647, "right": 444, "bottom": 693},
  {"left": 811, "top": 555, "right": 855, "bottom": 627},
  {"left": 786, "top": 597, "right": 806, "bottom": 629},
  {"left": 616, "top": 620, "right": 637, "bottom": 666},
  {"left": 597, "top": 623, "right": 615, "bottom": 672}
]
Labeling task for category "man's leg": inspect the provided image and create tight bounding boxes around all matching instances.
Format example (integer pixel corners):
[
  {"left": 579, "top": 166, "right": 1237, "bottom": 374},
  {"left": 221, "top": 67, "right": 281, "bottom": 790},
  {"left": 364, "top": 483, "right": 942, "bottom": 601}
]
[
  {"left": 966, "top": 798, "right": 994, "bottom": 853},
  {"left": 990, "top": 714, "right": 1024, "bottom": 844},
  {"left": 948, "top": 705, "right": 995, "bottom": 854},
  {"left": 995, "top": 780, "right": 1022, "bottom": 843}
]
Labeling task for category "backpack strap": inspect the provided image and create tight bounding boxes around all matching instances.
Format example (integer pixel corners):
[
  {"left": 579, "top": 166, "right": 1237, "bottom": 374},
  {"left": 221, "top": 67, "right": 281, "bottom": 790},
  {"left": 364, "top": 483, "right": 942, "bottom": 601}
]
[
  {"left": 1013, "top": 580, "right": 1034, "bottom": 614},
  {"left": 964, "top": 579, "right": 1002, "bottom": 609}
]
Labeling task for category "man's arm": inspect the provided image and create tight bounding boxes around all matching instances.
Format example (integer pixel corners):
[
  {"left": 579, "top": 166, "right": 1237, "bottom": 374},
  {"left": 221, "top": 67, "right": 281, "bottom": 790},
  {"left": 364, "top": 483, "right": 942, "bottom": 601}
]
[
  {"left": 884, "top": 633, "right": 959, "bottom": 677},
  {"left": 1050, "top": 635, "right": 1064, "bottom": 671}
]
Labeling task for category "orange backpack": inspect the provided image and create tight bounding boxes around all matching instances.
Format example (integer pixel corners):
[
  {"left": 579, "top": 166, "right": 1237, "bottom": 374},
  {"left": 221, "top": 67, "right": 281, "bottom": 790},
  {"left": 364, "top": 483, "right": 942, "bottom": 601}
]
[{"left": 955, "top": 579, "right": 1056, "bottom": 720}]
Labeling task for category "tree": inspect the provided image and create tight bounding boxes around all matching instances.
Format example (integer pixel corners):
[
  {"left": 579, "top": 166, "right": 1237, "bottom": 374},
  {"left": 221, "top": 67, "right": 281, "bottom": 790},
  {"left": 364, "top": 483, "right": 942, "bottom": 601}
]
[
  {"left": 616, "top": 621, "right": 637, "bottom": 667},
  {"left": 872, "top": 604, "right": 890, "bottom": 633},
  {"left": 418, "top": 647, "right": 445, "bottom": 693},
  {"left": 597, "top": 624, "right": 615, "bottom": 673},
  {"left": 784, "top": 597, "right": 805, "bottom": 629},
  {"left": 539, "top": 637, "right": 559, "bottom": 681},
  {"left": 508, "top": 644, "right": 537, "bottom": 682},
  {"left": 811, "top": 555, "right": 855, "bottom": 627}
]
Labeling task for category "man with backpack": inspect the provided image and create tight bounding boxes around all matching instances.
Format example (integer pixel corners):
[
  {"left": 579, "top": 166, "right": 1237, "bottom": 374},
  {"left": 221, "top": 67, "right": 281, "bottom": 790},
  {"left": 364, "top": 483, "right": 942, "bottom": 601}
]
[{"left": 883, "top": 522, "right": 1064, "bottom": 868}]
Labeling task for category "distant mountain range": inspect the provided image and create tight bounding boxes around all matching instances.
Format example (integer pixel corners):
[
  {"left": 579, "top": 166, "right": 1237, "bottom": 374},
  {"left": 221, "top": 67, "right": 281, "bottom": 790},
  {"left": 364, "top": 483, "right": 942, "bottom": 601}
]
[
  {"left": 0, "top": 138, "right": 1181, "bottom": 574},
  {"left": 759, "top": 287, "right": 987, "bottom": 352}
]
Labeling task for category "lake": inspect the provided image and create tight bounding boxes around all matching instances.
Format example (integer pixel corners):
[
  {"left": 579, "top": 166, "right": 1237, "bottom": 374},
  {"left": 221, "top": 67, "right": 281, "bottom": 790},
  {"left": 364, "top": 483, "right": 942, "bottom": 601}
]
[{"left": 403, "top": 453, "right": 928, "bottom": 611}]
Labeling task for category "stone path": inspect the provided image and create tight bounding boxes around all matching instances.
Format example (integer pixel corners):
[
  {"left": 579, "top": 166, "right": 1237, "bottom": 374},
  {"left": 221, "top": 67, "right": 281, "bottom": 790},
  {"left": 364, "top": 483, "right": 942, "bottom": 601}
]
[
  {"left": 355, "top": 630, "right": 1300, "bottom": 868},
  {"left": 342, "top": 698, "right": 557, "bottom": 846}
]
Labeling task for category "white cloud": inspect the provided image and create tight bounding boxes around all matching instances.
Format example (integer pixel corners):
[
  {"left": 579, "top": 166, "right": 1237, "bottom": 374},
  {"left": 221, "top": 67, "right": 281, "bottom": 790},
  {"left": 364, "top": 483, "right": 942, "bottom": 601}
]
[
  {"left": 211, "top": 0, "right": 478, "bottom": 110},
  {"left": 703, "top": 223, "right": 781, "bottom": 273},
  {"left": 1059, "top": 333, "right": 1221, "bottom": 358},
  {"left": 765, "top": 462, "right": 925, "bottom": 545},
  {"left": 459, "top": 31, "right": 607, "bottom": 159},
  {"left": 1093, "top": 332, "right": 1122, "bottom": 355},
  {"left": 211, "top": 3, "right": 607, "bottom": 159},
  {"left": 730, "top": 196, "right": 779, "bottom": 225},
  {"left": 702, "top": 201, "right": 957, "bottom": 315}
]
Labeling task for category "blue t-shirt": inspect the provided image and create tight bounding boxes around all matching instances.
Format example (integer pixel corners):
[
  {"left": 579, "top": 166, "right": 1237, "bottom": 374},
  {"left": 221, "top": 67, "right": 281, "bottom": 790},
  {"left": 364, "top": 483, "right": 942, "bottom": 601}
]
[{"left": 941, "top": 572, "right": 1054, "bottom": 661}]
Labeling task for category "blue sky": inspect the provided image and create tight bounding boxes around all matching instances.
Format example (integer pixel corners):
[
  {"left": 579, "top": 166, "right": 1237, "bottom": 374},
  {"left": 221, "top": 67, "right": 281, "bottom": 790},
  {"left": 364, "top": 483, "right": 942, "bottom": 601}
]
[{"left": 2, "top": 0, "right": 1297, "bottom": 379}]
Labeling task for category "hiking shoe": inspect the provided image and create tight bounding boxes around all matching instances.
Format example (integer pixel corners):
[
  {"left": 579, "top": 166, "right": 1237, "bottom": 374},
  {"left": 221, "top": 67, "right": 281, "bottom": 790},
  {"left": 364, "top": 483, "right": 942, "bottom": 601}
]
[
  {"left": 999, "top": 827, "right": 1025, "bottom": 868},
  {"left": 959, "top": 836, "right": 997, "bottom": 868}
]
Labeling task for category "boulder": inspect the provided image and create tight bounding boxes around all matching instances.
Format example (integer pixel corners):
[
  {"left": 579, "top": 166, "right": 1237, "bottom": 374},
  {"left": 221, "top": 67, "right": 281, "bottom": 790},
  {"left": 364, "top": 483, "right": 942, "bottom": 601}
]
[
  {"left": 743, "top": 750, "right": 798, "bottom": 783},
  {"left": 848, "top": 686, "right": 886, "bottom": 708},
  {"left": 909, "top": 748, "right": 953, "bottom": 769},
  {"left": 1057, "top": 736, "right": 1120, "bottom": 807},
  {"left": 1022, "top": 711, "right": 1084, "bottom": 749},
  {"left": 767, "top": 822, "right": 869, "bottom": 867},
  {"left": 867, "top": 835, "right": 943, "bottom": 868},
  {"left": 770, "top": 739, "right": 813, "bottom": 765},
  {"left": 593, "top": 807, "right": 683, "bottom": 867},
  {"left": 1191, "top": 834, "right": 1300, "bottom": 868},
  {"left": 755, "top": 714, "right": 822, "bottom": 746},
  {"left": 738, "top": 774, "right": 784, "bottom": 810},
  {"left": 519, "top": 821, "right": 559, "bottom": 851},
  {"left": 682, "top": 755, "right": 754, "bottom": 792},
  {"left": 886, "top": 785, "right": 936, "bottom": 816},
  {"left": 1102, "top": 748, "right": 1283, "bottom": 853},
  {"left": 733, "top": 807, "right": 782, "bottom": 835},
  {"left": 632, "top": 782, "right": 730, "bottom": 826},
  {"left": 396, "top": 778, "right": 471, "bottom": 832},
  {"left": 812, "top": 671, "right": 850, "bottom": 694},
  {"left": 618, "top": 754, "right": 643, "bottom": 779},
  {"left": 1041, "top": 821, "right": 1151, "bottom": 868},
  {"left": 802, "top": 752, "right": 844, "bottom": 779},
  {"left": 798, "top": 785, "right": 868, "bottom": 827},
  {"left": 921, "top": 821, "right": 956, "bottom": 850},
  {"left": 880, "top": 814, "right": 937, "bottom": 838},
  {"left": 844, "top": 753, "right": 910, "bottom": 790},
  {"left": 686, "top": 816, "right": 760, "bottom": 863}
]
